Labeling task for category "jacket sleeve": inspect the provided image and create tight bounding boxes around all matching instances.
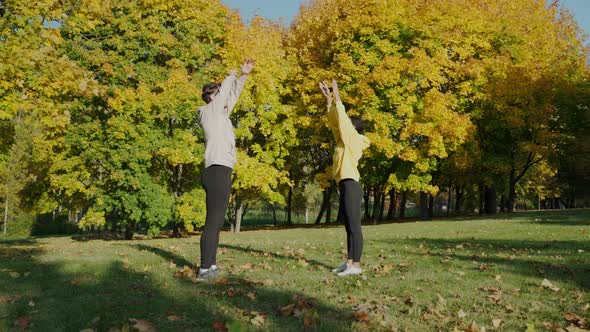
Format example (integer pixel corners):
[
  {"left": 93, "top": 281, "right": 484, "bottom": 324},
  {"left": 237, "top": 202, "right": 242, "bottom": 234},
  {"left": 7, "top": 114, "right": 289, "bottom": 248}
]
[
  {"left": 334, "top": 101, "right": 360, "bottom": 146},
  {"left": 225, "top": 75, "right": 248, "bottom": 114},
  {"left": 211, "top": 73, "right": 237, "bottom": 107}
]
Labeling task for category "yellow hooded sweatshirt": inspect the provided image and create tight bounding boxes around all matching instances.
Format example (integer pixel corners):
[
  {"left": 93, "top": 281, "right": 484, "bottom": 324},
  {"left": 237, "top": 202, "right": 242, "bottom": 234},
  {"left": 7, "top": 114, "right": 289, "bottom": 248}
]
[{"left": 327, "top": 101, "right": 371, "bottom": 182}]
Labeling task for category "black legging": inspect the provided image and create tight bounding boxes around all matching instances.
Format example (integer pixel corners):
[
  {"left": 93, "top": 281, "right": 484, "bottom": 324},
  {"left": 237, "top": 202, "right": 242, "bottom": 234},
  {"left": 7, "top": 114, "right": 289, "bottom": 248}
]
[
  {"left": 200, "top": 165, "right": 232, "bottom": 269},
  {"left": 339, "top": 179, "right": 363, "bottom": 262}
]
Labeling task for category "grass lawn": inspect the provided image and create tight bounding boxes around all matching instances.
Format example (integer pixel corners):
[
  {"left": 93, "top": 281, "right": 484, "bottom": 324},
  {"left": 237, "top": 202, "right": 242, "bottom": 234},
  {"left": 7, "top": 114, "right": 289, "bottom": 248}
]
[{"left": 1, "top": 210, "right": 589, "bottom": 331}]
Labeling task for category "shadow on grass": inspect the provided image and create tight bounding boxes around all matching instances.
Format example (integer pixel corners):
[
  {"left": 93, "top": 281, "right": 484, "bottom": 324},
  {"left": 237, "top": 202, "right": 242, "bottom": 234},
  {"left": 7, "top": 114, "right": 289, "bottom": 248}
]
[
  {"left": 378, "top": 237, "right": 590, "bottom": 291},
  {"left": 218, "top": 243, "right": 335, "bottom": 271},
  {"left": 0, "top": 240, "right": 356, "bottom": 331}
]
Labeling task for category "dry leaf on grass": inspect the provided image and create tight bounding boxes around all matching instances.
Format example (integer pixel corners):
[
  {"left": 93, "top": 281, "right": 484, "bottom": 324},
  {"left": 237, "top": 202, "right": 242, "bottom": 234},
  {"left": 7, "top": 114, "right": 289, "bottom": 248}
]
[
  {"left": 458, "top": 309, "right": 467, "bottom": 319},
  {"left": 279, "top": 303, "right": 295, "bottom": 316},
  {"left": 129, "top": 318, "right": 156, "bottom": 332},
  {"left": 14, "top": 317, "right": 30, "bottom": 330},
  {"left": 250, "top": 314, "right": 265, "bottom": 327},
  {"left": 492, "top": 318, "right": 502, "bottom": 328},
  {"left": 212, "top": 321, "right": 227, "bottom": 332},
  {"left": 353, "top": 312, "right": 370, "bottom": 322},
  {"left": 167, "top": 315, "right": 182, "bottom": 321},
  {"left": 541, "top": 279, "right": 560, "bottom": 292}
]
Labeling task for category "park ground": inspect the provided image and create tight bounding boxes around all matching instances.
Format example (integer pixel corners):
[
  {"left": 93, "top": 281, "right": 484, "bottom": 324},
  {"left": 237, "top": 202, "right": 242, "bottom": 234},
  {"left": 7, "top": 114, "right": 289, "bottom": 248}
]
[{"left": 1, "top": 210, "right": 589, "bottom": 331}]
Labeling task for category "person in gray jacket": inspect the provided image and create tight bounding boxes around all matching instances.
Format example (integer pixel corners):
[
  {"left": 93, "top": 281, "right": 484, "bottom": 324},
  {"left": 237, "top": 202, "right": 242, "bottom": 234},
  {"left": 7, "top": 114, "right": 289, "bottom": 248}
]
[{"left": 197, "top": 59, "right": 254, "bottom": 280}]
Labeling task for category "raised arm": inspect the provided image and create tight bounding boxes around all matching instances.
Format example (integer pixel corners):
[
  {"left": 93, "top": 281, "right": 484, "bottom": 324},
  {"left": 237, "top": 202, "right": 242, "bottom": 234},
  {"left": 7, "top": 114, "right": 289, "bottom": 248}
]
[
  {"left": 331, "top": 80, "right": 360, "bottom": 145},
  {"left": 226, "top": 59, "right": 255, "bottom": 114},
  {"left": 211, "top": 70, "right": 238, "bottom": 105}
]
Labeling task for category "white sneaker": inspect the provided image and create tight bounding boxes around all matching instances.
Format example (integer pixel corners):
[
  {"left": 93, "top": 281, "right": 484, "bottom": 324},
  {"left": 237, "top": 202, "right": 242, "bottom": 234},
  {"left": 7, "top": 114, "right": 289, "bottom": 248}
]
[
  {"left": 332, "top": 262, "right": 349, "bottom": 273},
  {"left": 337, "top": 265, "right": 362, "bottom": 277}
]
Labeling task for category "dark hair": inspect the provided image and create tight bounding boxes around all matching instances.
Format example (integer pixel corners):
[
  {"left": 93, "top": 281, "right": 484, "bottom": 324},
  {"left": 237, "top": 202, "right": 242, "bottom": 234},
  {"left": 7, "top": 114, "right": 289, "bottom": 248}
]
[
  {"left": 202, "top": 82, "right": 220, "bottom": 103},
  {"left": 351, "top": 116, "right": 364, "bottom": 135}
]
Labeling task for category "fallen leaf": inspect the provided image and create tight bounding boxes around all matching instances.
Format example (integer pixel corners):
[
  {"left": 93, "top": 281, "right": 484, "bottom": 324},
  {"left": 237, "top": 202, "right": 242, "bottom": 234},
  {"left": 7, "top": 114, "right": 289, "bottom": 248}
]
[
  {"left": 9, "top": 272, "right": 20, "bottom": 278},
  {"left": 466, "top": 321, "right": 479, "bottom": 332},
  {"left": 28, "top": 301, "right": 35, "bottom": 307},
  {"left": 212, "top": 321, "right": 227, "bottom": 332},
  {"left": 280, "top": 303, "right": 295, "bottom": 317},
  {"left": 173, "top": 266, "right": 195, "bottom": 279},
  {"left": 582, "top": 303, "right": 589, "bottom": 312},
  {"left": 250, "top": 314, "right": 265, "bottom": 327},
  {"left": 216, "top": 278, "right": 230, "bottom": 285},
  {"left": 564, "top": 313, "right": 582, "bottom": 322},
  {"left": 541, "top": 279, "right": 560, "bottom": 292},
  {"left": 129, "top": 318, "right": 156, "bottom": 332},
  {"left": 303, "top": 310, "right": 319, "bottom": 329},
  {"left": 14, "top": 317, "right": 29, "bottom": 330},
  {"left": 492, "top": 318, "right": 502, "bottom": 328},
  {"left": 167, "top": 315, "right": 182, "bottom": 321},
  {"left": 525, "top": 323, "right": 537, "bottom": 332},
  {"left": 354, "top": 312, "right": 370, "bottom": 322},
  {"left": 91, "top": 317, "right": 100, "bottom": 325},
  {"left": 458, "top": 309, "right": 467, "bottom": 319}
]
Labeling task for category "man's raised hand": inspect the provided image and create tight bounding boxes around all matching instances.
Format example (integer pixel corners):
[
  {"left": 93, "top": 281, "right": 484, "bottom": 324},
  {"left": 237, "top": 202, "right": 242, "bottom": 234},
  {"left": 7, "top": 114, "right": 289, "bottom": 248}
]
[
  {"left": 241, "top": 59, "right": 255, "bottom": 75},
  {"left": 331, "top": 79, "right": 341, "bottom": 103},
  {"left": 319, "top": 81, "right": 333, "bottom": 105}
]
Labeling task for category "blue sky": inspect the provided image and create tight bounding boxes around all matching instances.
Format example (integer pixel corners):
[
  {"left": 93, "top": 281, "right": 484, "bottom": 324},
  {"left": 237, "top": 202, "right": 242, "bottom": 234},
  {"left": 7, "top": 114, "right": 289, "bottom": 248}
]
[{"left": 222, "top": 0, "right": 590, "bottom": 41}]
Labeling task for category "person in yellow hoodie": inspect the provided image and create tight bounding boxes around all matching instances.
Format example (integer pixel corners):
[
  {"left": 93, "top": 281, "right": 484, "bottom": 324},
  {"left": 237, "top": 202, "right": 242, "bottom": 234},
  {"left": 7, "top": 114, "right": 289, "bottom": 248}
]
[{"left": 319, "top": 79, "right": 371, "bottom": 277}]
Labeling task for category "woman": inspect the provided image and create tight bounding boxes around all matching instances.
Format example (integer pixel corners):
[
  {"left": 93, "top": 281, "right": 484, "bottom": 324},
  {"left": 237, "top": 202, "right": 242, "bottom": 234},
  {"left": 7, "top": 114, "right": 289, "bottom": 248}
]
[
  {"left": 319, "top": 79, "right": 370, "bottom": 277},
  {"left": 197, "top": 59, "right": 254, "bottom": 280}
]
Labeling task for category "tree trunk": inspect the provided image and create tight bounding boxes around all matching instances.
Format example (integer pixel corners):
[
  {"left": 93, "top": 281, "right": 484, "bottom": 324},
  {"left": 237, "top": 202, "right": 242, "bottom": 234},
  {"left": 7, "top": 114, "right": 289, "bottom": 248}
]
[
  {"left": 325, "top": 183, "right": 333, "bottom": 223},
  {"left": 378, "top": 191, "right": 386, "bottom": 221},
  {"left": 124, "top": 224, "right": 134, "bottom": 240},
  {"left": 484, "top": 186, "right": 497, "bottom": 214},
  {"left": 455, "top": 186, "right": 464, "bottom": 214},
  {"left": 446, "top": 185, "right": 452, "bottom": 217},
  {"left": 272, "top": 205, "right": 277, "bottom": 226},
  {"left": 315, "top": 190, "right": 328, "bottom": 224},
  {"left": 371, "top": 186, "right": 380, "bottom": 224},
  {"left": 478, "top": 183, "right": 485, "bottom": 215},
  {"left": 419, "top": 192, "right": 429, "bottom": 220},
  {"left": 234, "top": 202, "right": 244, "bottom": 233},
  {"left": 287, "top": 186, "right": 293, "bottom": 225},
  {"left": 363, "top": 188, "right": 371, "bottom": 220},
  {"left": 387, "top": 189, "right": 396, "bottom": 219},
  {"left": 428, "top": 194, "right": 435, "bottom": 218},
  {"left": 499, "top": 194, "right": 506, "bottom": 213},
  {"left": 399, "top": 191, "right": 407, "bottom": 219},
  {"left": 507, "top": 169, "right": 516, "bottom": 213},
  {"left": 3, "top": 196, "right": 7, "bottom": 235},
  {"left": 172, "top": 224, "right": 182, "bottom": 237},
  {"left": 305, "top": 205, "right": 308, "bottom": 224}
]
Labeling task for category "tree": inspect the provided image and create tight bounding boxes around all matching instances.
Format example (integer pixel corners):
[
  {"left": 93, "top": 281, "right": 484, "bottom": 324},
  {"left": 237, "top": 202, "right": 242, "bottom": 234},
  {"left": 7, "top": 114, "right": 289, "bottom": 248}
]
[{"left": 220, "top": 14, "right": 297, "bottom": 232}]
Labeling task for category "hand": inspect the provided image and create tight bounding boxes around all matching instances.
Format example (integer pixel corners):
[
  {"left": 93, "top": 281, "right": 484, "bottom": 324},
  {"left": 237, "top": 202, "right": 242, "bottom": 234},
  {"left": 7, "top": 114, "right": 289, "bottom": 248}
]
[
  {"left": 331, "top": 79, "right": 341, "bottom": 102},
  {"left": 241, "top": 59, "right": 255, "bottom": 75},
  {"left": 319, "top": 81, "right": 333, "bottom": 106},
  {"left": 229, "top": 69, "right": 238, "bottom": 76}
]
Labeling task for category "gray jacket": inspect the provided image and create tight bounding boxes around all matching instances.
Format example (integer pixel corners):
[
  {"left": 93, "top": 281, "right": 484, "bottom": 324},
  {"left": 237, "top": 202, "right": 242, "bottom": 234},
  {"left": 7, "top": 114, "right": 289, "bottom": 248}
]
[{"left": 199, "top": 73, "right": 247, "bottom": 169}]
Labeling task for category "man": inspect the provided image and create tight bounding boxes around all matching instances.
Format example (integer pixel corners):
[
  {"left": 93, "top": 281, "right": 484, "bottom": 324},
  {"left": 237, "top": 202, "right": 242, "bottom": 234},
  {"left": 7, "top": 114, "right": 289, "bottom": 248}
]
[
  {"left": 319, "top": 79, "right": 370, "bottom": 277},
  {"left": 197, "top": 59, "right": 254, "bottom": 280}
]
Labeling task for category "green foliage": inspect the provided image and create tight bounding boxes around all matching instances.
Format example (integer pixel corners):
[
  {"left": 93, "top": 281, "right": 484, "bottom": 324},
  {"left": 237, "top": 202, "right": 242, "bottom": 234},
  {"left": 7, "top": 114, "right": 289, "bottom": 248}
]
[{"left": 0, "top": 0, "right": 588, "bottom": 236}]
